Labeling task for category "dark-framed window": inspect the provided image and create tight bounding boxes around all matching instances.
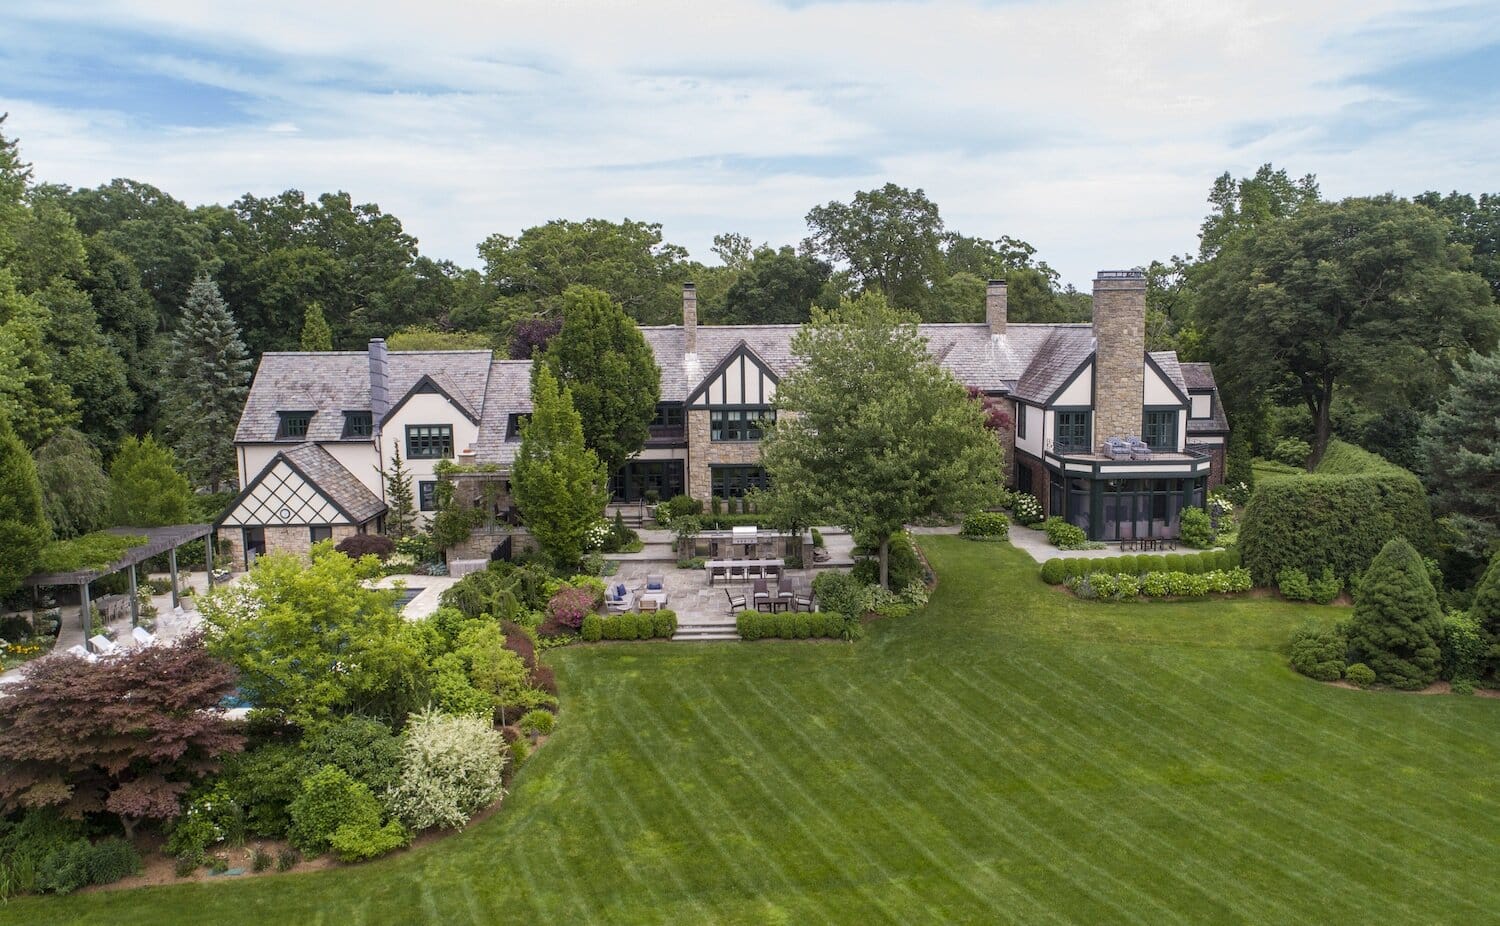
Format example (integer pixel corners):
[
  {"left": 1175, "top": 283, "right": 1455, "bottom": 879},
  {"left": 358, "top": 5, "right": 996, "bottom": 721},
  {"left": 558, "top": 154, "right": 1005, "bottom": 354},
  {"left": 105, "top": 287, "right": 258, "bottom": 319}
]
[
  {"left": 1017, "top": 406, "right": 1028, "bottom": 439},
  {"left": 418, "top": 480, "right": 438, "bottom": 511},
  {"left": 342, "top": 411, "right": 373, "bottom": 438},
  {"left": 610, "top": 460, "right": 686, "bottom": 502},
  {"left": 710, "top": 407, "right": 775, "bottom": 442},
  {"left": 651, "top": 403, "right": 685, "bottom": 429},
  {"left": 406, "top": 424, "right": 453, "bottom": 459},
  {"left": 1142, "top": 409, "right": 1178, "bottom": 451},
  {"left": 1054, "top": 410, "right": 1090, "bottom": 453},
  {"left": 506, "top": 413, "right": 531, "bottom": 442},
  {"left": 1190, "top": 391, "right": 1214, "bottom": 420},
  {"left": 277, "top": 411, "right": 313, "bottom": 439},
  {"left": 710, "top": 465, "right": 770, "bottom": 498},
  {"left": 1017, "top": 464, "right": 1033, "bottom": 495},
  {"left": 310, "top": 525, "right": 333, "bottom": 543}
]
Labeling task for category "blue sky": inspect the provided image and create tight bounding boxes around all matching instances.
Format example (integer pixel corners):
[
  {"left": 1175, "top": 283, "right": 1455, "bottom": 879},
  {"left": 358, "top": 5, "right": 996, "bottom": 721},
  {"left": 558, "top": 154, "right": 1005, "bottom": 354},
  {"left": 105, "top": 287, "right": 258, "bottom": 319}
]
[{"left": 1, "top": 0, "right": 1497, "bottom": 286}]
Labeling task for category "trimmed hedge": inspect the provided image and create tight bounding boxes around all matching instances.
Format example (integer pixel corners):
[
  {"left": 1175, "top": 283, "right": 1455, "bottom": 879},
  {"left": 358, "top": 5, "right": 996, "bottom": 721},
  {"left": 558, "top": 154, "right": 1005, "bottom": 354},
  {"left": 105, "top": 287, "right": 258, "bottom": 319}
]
[
  {"left": 594, "top": 610, "right": 676, "bottom": 641},
  {"left": 1040, "top": 550, "right": 1239, "bottom": 585},
  {"left": 1067, "top": 568, "right": 1253, "bottom": 601},
  {"left": 1042, "top": 516, "right": 1088, "bottom": 550},
  {"left": 1239, "top": 440, "right": 1435, "bottom": 586},
  {"left": 735, "top": 610, "right": 850, "bottom": 641},
  {"left": 960, "top": 511, "right": 1010, "bottom": 540}
]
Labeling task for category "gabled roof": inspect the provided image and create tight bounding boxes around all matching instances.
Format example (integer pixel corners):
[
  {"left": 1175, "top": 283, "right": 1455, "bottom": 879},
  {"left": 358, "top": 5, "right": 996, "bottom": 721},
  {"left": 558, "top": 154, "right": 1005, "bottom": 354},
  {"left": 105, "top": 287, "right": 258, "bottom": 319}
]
[
  {"left": 1012, "top": 328, "right": 1096, "bottom": 404},
  {"left": 219, "top": 443, "right": 386, "bottom": 527},
  {"left": 235, "top": 350, "right": 492, "bottom": 443},
  {"left": 384, "top": 372, "right": 481, "bottom": 425},
  {"left": 1181, "top": 362, "right": 1231, "bottom": 433},
  {"left": 684, "top": 339, "right": 779, "bottom": 406},
  {"left": 1146, "top": 351, "right": 1191, "bottom": 405}
]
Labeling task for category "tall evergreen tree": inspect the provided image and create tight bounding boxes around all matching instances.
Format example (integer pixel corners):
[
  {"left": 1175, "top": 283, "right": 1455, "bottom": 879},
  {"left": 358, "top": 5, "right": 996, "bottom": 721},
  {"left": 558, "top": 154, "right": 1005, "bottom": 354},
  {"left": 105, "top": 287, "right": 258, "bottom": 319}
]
[
  {"left": 1348, "top": 537, "right": 1445, "bottom": 690},
  {"left": 161, "top": 274, "right": 252, "bottom": 491},
  {"left": 0, "top": 269, "right": 76, "bottom": 448},
  {"left": 1474, "top": 551, "right": 1500, "bottom": 681},
  {"left": 512, "top": 365, "right": 609, "bottom": 568},
  {"left": 541, "top": 285, "right": 660, "bottom": 475},
  {"left": 380, "top": 446, "right": 417, "bottom": 540},
  {"left": 109, "top": 435, "right": 192, "bottom": 527},
  {"left": 0, "top": 411, "right": 49, "bottom": 597},
  {"left": 300, "top": 300, "right": 333, "bottom": 351},
  {"left": 33, "top": 427, "right": 111, "bottom": 539},
  {"left": 1422, "top": 350, "right": 1500, "bottom": 558}
]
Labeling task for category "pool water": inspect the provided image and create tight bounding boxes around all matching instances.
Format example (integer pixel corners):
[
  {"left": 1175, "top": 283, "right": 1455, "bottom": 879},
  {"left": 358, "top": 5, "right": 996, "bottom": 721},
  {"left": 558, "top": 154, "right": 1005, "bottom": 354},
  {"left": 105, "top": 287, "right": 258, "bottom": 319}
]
[{"left": 395, "top": 587, "right": 426, "bottom": 609}]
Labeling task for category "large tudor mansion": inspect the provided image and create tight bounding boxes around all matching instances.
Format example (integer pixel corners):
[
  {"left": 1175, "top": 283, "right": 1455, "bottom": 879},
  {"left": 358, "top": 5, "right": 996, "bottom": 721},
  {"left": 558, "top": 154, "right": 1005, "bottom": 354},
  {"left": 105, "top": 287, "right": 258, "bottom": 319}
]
[{"left": 216, "top": 270, "right": 1228, "bottom": 567}]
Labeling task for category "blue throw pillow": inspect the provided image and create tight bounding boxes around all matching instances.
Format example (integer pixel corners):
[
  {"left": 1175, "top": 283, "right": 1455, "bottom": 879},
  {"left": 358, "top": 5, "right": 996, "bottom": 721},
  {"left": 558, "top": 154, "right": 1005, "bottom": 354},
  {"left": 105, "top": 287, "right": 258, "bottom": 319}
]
[
  {"left": 647, "top": 581, "right": 662, "bottom": 591},
  {"left": 614, "top": 584, "right": 626, "bottom": 598}
]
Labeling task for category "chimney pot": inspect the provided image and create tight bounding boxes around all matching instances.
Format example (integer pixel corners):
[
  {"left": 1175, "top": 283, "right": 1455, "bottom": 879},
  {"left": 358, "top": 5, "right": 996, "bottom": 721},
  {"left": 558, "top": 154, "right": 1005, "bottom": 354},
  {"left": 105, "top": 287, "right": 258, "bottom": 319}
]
[
  {"left": 682, "top": 281, "right": 698, "bottom": 354},
  {"left": 985, "top": 279, "right": 1008, "bottom": 336}
]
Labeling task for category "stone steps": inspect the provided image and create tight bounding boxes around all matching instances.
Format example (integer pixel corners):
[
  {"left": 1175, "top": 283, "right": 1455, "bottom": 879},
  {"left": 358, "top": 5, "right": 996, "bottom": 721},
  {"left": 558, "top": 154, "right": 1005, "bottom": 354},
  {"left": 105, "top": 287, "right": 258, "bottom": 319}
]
[{"left": 673, "top": 620, "right": 740, "bottom": 642}]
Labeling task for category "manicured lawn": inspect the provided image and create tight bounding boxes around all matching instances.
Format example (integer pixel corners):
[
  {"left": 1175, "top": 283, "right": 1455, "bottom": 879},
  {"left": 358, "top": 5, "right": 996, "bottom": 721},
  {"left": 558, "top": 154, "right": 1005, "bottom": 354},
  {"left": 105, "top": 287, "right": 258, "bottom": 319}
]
[{"left": 12, "top": 537, "right": 1500, "bottom": 924}]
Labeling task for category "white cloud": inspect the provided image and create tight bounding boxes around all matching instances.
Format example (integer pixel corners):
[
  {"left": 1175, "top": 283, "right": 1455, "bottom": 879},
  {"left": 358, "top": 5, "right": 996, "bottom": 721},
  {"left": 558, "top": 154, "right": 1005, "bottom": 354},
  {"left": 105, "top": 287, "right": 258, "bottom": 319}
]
[{"left": 1, "top": 0, "right": 1496, "bottom": 284}]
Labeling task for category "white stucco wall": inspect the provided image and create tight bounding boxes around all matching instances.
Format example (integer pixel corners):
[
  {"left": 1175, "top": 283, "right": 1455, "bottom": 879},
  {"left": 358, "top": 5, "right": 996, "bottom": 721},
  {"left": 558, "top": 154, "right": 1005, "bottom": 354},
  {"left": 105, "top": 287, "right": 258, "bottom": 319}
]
[
  {"left": 1190, "top": 393, "right": 1212, "bottom": 419},
  {"left": 381, "top": 392, "right": 480, "bottom": 524},
  {"left": 1052, "top": 360, "right": 1093, "bottom": 407},
  {"left": 1015, "top": 403, "right": 1043, "bottom": 458}
]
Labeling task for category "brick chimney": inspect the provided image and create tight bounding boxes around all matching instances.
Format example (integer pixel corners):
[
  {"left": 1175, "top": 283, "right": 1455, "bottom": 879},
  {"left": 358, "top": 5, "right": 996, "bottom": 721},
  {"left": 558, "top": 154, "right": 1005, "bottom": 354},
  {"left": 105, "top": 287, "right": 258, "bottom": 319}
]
[
  {"left": 985, "top": 279, "right": 1007, "bottom": 336},
  {"left": 682, "top": 282, "right": 697, "bottom": 354},
  {"left": 1091, "top": 270, "right": 1146, "bottom": 447},
  {"left": 368, "top": 338, "right": 389, "bottom": 427}
]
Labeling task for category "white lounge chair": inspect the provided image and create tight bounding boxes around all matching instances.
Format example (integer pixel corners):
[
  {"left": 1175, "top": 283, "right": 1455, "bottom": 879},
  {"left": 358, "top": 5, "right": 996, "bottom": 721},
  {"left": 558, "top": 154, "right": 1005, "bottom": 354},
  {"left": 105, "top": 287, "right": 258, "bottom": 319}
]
[
  {"left": 131, "top": 626, "right": 157, "bottom": 647},
  {"left": 88, "top": 634, "right": 121, "bottom": 656},
  {"left": 66, "top": 643, "right": 95, "bottom": 662}
]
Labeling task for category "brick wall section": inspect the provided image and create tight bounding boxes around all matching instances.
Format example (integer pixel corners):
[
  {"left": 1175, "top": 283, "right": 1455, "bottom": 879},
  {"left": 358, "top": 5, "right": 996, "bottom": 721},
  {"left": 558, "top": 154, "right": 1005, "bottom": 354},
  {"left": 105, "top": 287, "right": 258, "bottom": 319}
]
[
  {"left": 999, "top": 398, "right": 1017, "bottom": 485},
  {"left": 1190, "top": 443, "right": 1227, "bottom": 490},
  {"left": 1091, "top": 271, "right": 1147, "bottom": 449},
  {"left": 686, "top": 408, "right": 763, "bottom": 502}
]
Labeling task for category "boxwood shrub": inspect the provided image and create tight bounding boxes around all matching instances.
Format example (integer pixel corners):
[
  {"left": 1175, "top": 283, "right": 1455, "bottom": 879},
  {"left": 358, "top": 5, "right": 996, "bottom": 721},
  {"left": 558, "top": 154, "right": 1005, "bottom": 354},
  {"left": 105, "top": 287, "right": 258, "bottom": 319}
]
[
  {"left": 1239, "top": 440, "right": 1434, "bottom": 586},
  {"left": 1067, "top": 568, "right": 1253, "bottom": 601},
  {"left": 1040, "top": 559, "right": 1068, "bottom": 585},
  {"left": 593, "top": 610, "right": 675, "bottom": 642},
  {"left": 736, "top": 610, "right": 850, "bottom": 641},
  {"left": 960, "top": 511, "right": 1010, "bottom": 540}
]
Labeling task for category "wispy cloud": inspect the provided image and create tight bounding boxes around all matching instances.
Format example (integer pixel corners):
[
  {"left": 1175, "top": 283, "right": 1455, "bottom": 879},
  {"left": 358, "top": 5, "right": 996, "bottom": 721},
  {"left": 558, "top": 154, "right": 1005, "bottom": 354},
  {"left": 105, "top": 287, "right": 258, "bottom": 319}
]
[{"left": 0, "top": 0, "right": 1495, "bottom": 284}]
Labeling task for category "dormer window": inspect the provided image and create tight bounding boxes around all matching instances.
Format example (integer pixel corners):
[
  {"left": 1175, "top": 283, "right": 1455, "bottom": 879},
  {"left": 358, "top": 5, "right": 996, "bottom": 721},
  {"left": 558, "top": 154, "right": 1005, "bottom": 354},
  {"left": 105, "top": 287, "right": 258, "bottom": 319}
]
[
  {"left": 342, "top": 411, "right": 373, "bottom": 438},
  {"left": 277, "top": 411, "right": 313, "bottom": 440},
  {"left": 1142, "top": 409, "right": 1179, "bottom": 451},
  {"left": 1190, "top": 393, "right": 1213, "bottom": 419},
  {"left": 506, "top": 413, "right": 531, "bottom": 442}
]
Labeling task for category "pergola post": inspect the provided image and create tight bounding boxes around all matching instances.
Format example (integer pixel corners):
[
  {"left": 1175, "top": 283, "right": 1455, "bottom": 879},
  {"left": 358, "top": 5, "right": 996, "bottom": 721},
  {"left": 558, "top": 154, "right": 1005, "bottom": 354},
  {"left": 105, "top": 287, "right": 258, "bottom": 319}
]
[
  {"left": 169, "top": 547, "right": 180, "bottom": 608},
  {"left": 128, "top": 564, "right": 139, "bottom": 628},
  {"left": 206, "top": 532, "right": 216, "bottom": 591},
  {"left": 80, "top": 581, "right": 92, "bottom": 652}
]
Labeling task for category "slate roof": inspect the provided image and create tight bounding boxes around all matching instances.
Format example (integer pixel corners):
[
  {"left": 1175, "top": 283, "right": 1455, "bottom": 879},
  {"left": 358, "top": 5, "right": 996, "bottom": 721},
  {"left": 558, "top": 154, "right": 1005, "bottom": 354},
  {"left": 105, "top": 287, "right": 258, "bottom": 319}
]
[
  {"left": 1011, "top": 327, "right": 1096, "bottom": 403},
  {"left": 473, "top": 361, "right": 535, "bottom": 467},
  {"left": 280, "top": 443, "right": 387, "bottom": 523},
  {"left": 1180, "top": 362, "right": 1231, "bottom": 433},
  {"left": 235, "top": 350, "right": 493, "bottom": 443},
  {"left": 1148, "top": 350, "right": 1190, "bottom": 397}
]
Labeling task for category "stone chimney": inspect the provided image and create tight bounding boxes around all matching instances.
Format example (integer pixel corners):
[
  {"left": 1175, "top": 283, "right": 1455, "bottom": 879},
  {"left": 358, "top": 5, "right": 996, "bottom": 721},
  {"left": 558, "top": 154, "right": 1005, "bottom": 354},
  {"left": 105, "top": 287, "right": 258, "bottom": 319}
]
[
  {"left": 682, "top": 282, "right": 697, "bottom": 354},
  {"left": 1091, "top": 270, "right": 1147, "bottom": 447},
  {"left": 368, "top": 338, "right": 389, "bottom": 428},
  {"left": 985, "top": 279, "right": 1007, "bottom": 336}
]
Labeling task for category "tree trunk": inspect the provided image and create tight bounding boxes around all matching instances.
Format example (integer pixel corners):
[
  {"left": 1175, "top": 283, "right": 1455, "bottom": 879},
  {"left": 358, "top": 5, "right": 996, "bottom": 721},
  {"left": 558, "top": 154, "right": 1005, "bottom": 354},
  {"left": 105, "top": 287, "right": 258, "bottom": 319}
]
[
  {"left": 120, "top": 815, "right": 136, "bottom": 841},
  {"left": 1308, "top": 381, "right": 1335, "bottom": 471},
  {"left": 878, "top": 537, "right": 890, "bottom": 590}
]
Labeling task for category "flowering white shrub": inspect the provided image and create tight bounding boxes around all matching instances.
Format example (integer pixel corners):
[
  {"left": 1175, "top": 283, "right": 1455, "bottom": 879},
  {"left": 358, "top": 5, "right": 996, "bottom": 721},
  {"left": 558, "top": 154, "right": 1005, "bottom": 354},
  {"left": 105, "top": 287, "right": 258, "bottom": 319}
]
[
  {"left": 1010, "top": 493, "right": 1044, "bottom": 526},
  {"left": 582, "top": 519, "right": 611, "bottom": 551},
  {"left": 387, "top": 709, "right": 508, "bottom": 831}
]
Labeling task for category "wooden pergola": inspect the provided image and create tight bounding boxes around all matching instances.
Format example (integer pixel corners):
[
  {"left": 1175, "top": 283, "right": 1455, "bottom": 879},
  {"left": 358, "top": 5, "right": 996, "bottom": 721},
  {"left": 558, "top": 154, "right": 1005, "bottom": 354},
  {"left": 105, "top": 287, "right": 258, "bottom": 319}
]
[{"left": 22, "top": 524, "right": 217, "bottom": 652}]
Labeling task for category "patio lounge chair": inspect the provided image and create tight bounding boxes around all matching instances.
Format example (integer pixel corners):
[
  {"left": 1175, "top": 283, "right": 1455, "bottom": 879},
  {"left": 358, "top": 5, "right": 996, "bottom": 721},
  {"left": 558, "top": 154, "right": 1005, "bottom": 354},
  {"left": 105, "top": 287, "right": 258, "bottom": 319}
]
[
  {"left": 605, "top": 582, "right": 635, "bottom": 613},
  {"left": 1128, "top": 436, "right": 1152, "bottom": 460},
  {"left": 88, "top": 634, "right": 121, "bottom": 656},
  {"left": 793, "top": 588, "right": 814, "bottom": 612},
  {"left": 131, "top": 626, "right": 157, "bottom": 647},
  {"left": 66, "top": 643, "right": 98, "bottom": 663},
  {"left": 724, "top": 587, "right": 747, "bottom": 614},
  {"left": 1105, "top": 437, "right": 1131, "bottom": 460}
]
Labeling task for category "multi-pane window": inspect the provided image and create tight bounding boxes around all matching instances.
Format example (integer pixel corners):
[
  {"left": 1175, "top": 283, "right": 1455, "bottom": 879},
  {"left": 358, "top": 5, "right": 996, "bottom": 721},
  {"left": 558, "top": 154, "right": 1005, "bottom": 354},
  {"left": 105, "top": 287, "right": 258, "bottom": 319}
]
[
  {"left": 1054, "top": 411, "right": 1090, "bottom": 453},
  {"left": 710, "top": 407, "right": 776, "bottom": 442},
  {"left": 651, "top": 403, "right": 685, "bottom": 429},
  {"left": 406, "top": 424, "right": 453, "bottom": 459},
  {"left": 1142, "top": 410, "right": 1178, "bottom": 451},
  {"left": 418, "top": 480, "right": 438, "bottom": 511},
  {"left": 710, "top": 465, "right": 770, "bottom": 498},
  {"left": 277, "top": 411, "right": 313, "bottom": 439},
  {"left": 506, "top": 413, "right": 531, "bottom": 442},
  {"left": 342, "top": 411, "right": 373, "bottom": 438}
]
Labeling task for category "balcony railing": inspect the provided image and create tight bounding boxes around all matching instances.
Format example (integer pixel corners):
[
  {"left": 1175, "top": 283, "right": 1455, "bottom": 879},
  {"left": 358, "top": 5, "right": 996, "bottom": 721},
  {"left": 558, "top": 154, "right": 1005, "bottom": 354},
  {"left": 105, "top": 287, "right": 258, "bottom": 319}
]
[{"left": 646, "top": 424, "right": 686, "bottom": 442}]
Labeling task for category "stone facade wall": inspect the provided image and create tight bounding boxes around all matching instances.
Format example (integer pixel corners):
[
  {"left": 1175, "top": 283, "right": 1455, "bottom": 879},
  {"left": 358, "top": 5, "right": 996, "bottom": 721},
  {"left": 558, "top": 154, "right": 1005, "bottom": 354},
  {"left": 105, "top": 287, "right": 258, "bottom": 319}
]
[
  {"left": 218, "top": 523, "right": 359, "bottom": 570},
  {"left": 1091, "top": 272, "right": 1147, "bottom": 449},
  {"left": 686, "top": 408, "right": 763, "bottom": 502},
  {"left": 447, "top": 528, "right": 537, "bottom": 562}
]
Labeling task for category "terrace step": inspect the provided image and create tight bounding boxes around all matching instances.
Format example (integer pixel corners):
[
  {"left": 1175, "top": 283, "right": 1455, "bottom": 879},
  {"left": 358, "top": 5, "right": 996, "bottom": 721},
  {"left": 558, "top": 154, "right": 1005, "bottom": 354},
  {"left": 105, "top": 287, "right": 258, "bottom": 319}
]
[{"left": 672, "top": 629, "right": 741, "bottom": 642}]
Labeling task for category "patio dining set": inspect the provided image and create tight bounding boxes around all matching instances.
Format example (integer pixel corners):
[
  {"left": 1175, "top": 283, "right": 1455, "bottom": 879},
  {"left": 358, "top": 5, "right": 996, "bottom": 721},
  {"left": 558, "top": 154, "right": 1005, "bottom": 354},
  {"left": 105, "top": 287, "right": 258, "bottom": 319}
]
[{"left": 724, "top": 576, "right": 814, "bottom": 614}]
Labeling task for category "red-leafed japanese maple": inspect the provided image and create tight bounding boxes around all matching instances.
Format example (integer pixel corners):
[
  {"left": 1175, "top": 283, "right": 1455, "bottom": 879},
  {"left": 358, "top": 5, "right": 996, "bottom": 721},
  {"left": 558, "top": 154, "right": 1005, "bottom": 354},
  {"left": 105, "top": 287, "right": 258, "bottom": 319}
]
[{"left": 0, "top": 632, "right": 244, "bottom": 838}]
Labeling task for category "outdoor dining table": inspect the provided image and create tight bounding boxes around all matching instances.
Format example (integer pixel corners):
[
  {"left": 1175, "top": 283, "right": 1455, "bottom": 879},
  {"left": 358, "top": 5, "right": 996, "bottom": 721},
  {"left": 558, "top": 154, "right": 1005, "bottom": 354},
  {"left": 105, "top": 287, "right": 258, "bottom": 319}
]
[{"left": 704, "top": 558, "right": 786, "bottom": 585}]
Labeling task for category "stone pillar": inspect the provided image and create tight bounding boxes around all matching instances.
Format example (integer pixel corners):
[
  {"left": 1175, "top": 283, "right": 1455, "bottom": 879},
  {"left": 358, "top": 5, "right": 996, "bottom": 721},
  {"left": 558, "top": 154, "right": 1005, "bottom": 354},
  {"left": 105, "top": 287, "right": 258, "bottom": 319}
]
[
  {"left": 1091, "top": 270, "right": 1147, "bottom": 448},
  {"left": 986, "top": 279, "right": 1007, "bottom": 336}
]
